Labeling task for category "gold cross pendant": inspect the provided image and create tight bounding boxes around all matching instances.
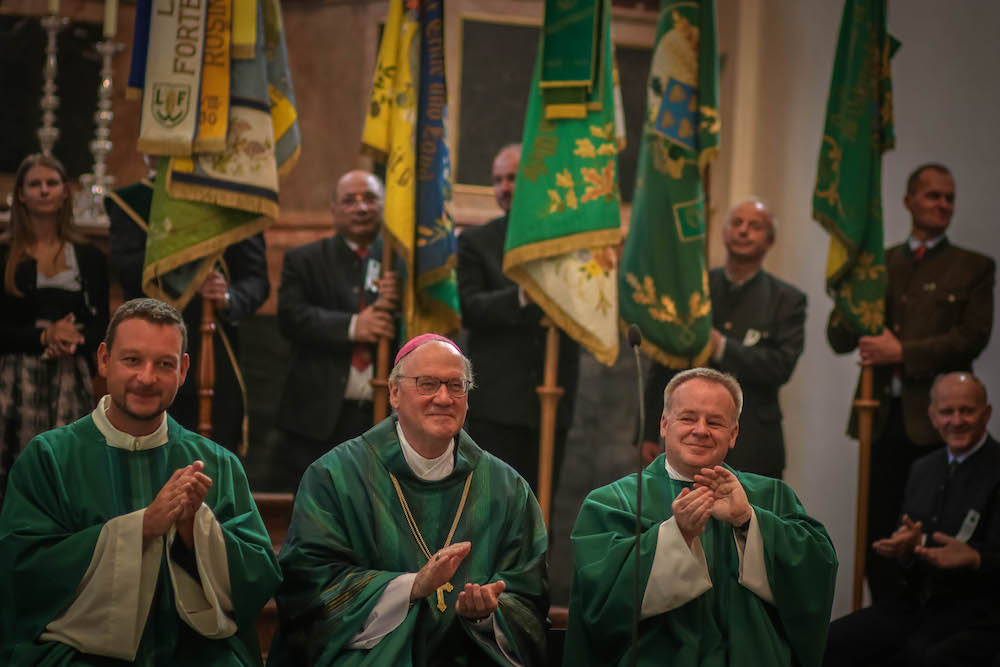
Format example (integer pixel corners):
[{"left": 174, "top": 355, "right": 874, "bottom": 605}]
[{"left": 436, "top": 581, "right": 454, "bottom": 612}]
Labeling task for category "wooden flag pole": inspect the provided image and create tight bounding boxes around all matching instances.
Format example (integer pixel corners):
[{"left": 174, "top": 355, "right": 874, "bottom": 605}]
[
  {"left": 197, "top": 298, "right": 216, "bottom": 439},
  {"left": 371, "top": 241, "right": 395, "bottom": 423},
  {"left": 536, "top": 319, "right": 565, "bottom": 527},
  {"left": 852, "top": 362, "right": 878, "bottom": 609}
]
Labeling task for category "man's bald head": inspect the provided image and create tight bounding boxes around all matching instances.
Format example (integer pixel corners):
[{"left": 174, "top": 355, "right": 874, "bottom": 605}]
[
  {"left": 331, "top": 170, "right": 385, "bottom": 246},
  {"left": 928, "top": 372, "right": 991, "bottom": 457},
  {"left": 492, "top": 144, "right": 521, "bottom": 213}
]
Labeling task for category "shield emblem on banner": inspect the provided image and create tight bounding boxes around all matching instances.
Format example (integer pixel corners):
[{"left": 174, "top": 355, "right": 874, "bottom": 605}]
[{"left": 152, "top": 84, "right": 192, "bottom": 128}]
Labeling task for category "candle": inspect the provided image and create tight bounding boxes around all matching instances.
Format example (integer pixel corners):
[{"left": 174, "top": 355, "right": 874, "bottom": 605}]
[
  {"left": 103, "top": 0, "right": 117, "bottom": 38},
  {"left": 48, "top": 0, "right": 59, "bottom": 14}
]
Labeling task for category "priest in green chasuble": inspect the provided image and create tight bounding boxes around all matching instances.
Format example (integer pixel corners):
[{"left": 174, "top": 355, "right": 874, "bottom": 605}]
[
  {"left": 565, "top": 368, "right": 837, "bottom": 667},
  {"left": 267, "top": 334, "right": 548, "bottom": 666},
  {"left": 0, "top": 298, "right": 280, "bottom": 665}
]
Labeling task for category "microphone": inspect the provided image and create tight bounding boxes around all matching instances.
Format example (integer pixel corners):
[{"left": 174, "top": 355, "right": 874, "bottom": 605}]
[{"left": 627, "top": 324, "right": 644, "bottom": 667}]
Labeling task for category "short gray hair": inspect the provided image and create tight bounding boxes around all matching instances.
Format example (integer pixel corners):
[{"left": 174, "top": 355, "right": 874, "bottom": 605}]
[{"left": 663, "top": 368, "right": 743, "bottom": 421}]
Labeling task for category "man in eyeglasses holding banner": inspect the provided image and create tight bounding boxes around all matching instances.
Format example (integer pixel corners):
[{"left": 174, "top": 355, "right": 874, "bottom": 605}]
[{"left": 267, "top": 334, "right": 549, "bottom": 666}]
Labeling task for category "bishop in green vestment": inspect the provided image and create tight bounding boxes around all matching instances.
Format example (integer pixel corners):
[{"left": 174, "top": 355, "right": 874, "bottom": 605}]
[
  {"left": 267, "top": 335, "right": 548, "bottom": 666},
  {"left": 565, "top": 368, "right": 837, "bottom": 667},
  {"left": 0, "top": 298, "right": 280, "bottom": 666}
]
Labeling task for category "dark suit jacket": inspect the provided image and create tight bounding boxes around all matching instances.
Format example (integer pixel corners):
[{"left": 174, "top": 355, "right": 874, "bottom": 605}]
[
  {"left": 828, "top": 238, "right": 995, "bottom": 445},
  {"left": 275, "top": 234, "right": 395, "bottom": 441},
  {"left": 107, "top": 182, "right": 270, "bottom": 451},
  {"left": 457, "top": 216, "right": 579, "bottom": 430},
  {"left": 898, "top": 436, "right": 1000, "bottom": 615},
  {"left": 644, "top": 268, "right": 806, "bottom": 476}
]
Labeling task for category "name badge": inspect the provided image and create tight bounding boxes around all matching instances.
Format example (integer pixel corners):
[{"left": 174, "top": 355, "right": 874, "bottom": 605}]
[
  {"left": 954, "top": 509, "right": 981, "bottom": 543},
  {"left": 364, "top": 259, "right": 382, "bottom": 293}
]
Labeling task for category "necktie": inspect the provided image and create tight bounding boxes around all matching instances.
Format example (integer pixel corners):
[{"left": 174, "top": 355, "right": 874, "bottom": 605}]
[{"left": 913, "top": 243, "right": 926, "bottom": 260}]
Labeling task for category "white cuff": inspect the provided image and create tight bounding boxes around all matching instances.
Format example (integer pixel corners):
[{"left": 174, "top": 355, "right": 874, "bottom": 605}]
[
  {"left": 166, "top": 503, "right": 237, "bottom": 638},
  {"left": 641, "top": 517, "right": 713, "bottom": 619},
  {"left": 348, "top": 573, "right": 417, "bottom": 649},
  {"left": 41, "top": 509, "right": 162, "bottom": 661},
  {"left": 348, "top": 314, "right": 359, "bottom": 341},
  {"left": 735, "top": 508, "right": 775, "bottom": 604}
]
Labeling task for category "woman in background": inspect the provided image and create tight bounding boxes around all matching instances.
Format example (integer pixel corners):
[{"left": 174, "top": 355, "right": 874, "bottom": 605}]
[{"left": 0, "top": 154, "right": 108, "bottom": 501}]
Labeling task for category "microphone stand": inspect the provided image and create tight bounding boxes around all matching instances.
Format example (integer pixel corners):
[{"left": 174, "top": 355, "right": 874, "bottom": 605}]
[{"left": 627, "top": 325, "right": 644, "bottom": 667}]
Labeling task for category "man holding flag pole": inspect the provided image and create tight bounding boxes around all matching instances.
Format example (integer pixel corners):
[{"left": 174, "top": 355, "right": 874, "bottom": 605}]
[
  {"left": 115, "top": 0, "right": 300, "bottom": 455},
  {"left": 813, "top": 0, "right": 896, "bottom": 608},
  {"left": 360, "top": 0, "right": 463, "bottom": 423},
  {"left": 500, "top": 0, "right": 624, "bottom": 524}
]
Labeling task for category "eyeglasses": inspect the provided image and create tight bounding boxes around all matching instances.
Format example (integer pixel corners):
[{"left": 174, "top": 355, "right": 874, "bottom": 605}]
[{"left": 403, "top": 376, "right": 471, "bottom": 397}]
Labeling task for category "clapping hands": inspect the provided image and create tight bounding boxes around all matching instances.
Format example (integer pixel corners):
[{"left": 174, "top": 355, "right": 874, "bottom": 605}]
[{"left": 673, "top": 466, "right": 752, "bottom": 547}]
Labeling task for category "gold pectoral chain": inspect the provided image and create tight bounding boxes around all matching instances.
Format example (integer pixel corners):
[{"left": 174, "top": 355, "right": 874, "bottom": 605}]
[{"left": 389, "top": 471, "right": 474, "bottom": 612}]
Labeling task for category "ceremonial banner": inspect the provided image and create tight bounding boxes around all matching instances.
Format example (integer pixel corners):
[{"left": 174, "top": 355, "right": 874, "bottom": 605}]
[
  {"left": 193, "top": 0, "right": 232, "bottom": 153},
  {"left": 126, "top": 0, "right": 151, "bottom": 100},
  {"left": 814, "top": 0, "right": 896, "bottom": 336},
  {"left": 618, "top": 0, "right": 720, "bottom": 369},
  {"left": 539, "top": 0, "right": 600, "bottom": 119},
  {"left": 232, "top": 0, "right": 257, "bottom": 58},
  {"left": 137, "top": 0, "right": 207, "bottom": 156},
  {"left": 503, "top": 0, "right": 622, "bottom": 367},
  {"left": 142, "top": 0, "right": 299, "bottom": 308},
  {"left": 362, "top": 0, "right": 461, "bottom": 337}
]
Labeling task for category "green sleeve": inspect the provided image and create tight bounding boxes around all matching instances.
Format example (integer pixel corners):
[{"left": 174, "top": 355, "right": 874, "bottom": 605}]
[
  {"left": 212, "top": 452, "right": 283, "bottom": 630},
  {"left": 751, "top": 480, "right": 839, "bottom": 667},
  {"left": 0, "top": 436, "right": 104, "bottom": 662},
  {"left": 467, "top": 474, "right": 549, "bottom": 666},
  {"left": 564, "top": 477, "right": 663, "bottom": 667},
  {"left": 269, "top": 462, "right": 403, "bottom": 666}
]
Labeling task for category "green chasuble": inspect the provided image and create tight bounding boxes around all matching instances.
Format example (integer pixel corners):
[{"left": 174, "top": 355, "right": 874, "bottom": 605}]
[
  {"left": 267, "top": 418, "right": 549, "bottom": 666},
  {"left": 564, "top": 457, "right": 837, "bottom": 667},
  {"left": 0, "top": 414, "right": 280, "bottom": 666}
]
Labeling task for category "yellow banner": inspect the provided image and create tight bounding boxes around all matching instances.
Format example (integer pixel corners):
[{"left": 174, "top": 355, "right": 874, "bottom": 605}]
[
  {"left": 232, "top": 0, "right": 256, "bottom": 59},
  {"left": 194, "top": 0, "right": 231, "bottom": 153}
]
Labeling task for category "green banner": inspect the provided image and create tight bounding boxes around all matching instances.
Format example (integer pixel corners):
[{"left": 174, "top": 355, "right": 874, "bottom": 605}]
[
  {"left": 618, "top": 0, "right": 720, "bottom": 369},
  {"left": 503, "top": 0, "right": 622, "bottom": 366},
  {"left": 814, "top": 0, "right": 896, "bottom": 336}
]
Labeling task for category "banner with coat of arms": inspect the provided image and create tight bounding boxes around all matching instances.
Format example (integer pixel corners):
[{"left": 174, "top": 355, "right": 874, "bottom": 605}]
[
  {"left": 618, "top": 0, "right": 720, "bottom": 369},
  {"left": 814, "top": 0, "right": 896, "bottom": 337},
  {"left": 129, "top": 0, "right": 300, "bottom": 309}
]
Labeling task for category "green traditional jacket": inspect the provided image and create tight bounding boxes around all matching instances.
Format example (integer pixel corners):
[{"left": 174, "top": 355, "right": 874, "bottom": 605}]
[
  {"left": 0, "top": 414, "right": 280, "bottom": 666},
  {"left": 564, "top": 457, "right": 837, "bottom": 667},
  {"left": 267, "top": 418, "right": 549, "bottom": 666}
]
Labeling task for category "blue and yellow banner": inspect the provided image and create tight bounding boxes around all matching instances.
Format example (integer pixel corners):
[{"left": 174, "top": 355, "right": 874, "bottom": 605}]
[
  {"left": 618, "top": 0, "right": 720, "bottom": 369},
  {"left": 362, "top": 0, "right": 461, "bottom": 337}
]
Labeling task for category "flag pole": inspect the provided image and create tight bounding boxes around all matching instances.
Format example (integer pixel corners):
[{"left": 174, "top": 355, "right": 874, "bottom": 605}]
[
  {"left": 197, "top": 298, "right": 216, "bottom": 439},
  {"left": 372, "top": 241, "right": 395, "bottom": 424},
  {"left": 536, "top": 318, "right": 565, "bottom": 527},
  {"left": 852, "top": 362, "right": 878, "bottom": 609}
]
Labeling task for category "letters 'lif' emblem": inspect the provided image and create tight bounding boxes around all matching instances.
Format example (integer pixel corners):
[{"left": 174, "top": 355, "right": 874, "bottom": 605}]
[{"left": 152, "top": 84, "right": 192, "bottom": 128}]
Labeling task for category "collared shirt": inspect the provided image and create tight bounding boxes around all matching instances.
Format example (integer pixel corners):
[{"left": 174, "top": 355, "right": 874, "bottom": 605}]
[
  {"left": 947, "top": 432, "right": 988, "bottom": 465},
  {"left": 396, "top": 423, "right": 455, "bottom": 481},
  {"left": 908, "top": 234, "right": 945, "bottom": 253},
  {"left": 93, "top": 395, "right": 169, "bottom": 451}
]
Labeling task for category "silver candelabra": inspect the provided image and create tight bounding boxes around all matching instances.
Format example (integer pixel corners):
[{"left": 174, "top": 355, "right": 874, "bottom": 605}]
[
  {"left": 37, "top": 14, "right": 70, "bottom": 156},
  {"left": 76, "top": 40, "right": 123, "bottom": 226}
]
